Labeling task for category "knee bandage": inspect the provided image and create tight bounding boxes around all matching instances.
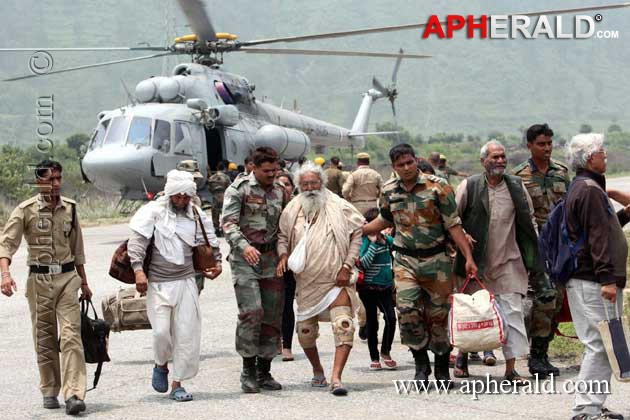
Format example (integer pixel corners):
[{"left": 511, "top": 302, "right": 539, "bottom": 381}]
[
  {"left": 297, "top": 318, "right": 319, "bottom": 349},
  {"left": 330, "top": 306, "right": 355, "bottom": 347}
]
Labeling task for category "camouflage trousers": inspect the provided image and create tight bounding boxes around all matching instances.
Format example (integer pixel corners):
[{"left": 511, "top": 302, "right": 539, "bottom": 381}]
[
  {"left": 394, "top": 254, "right": 453, "bottom": 355},
  {"left": 211, "top": 197, "right": 223, "bottom": 232},
  {"left": 231, "top": 254, "right": 284, "bottom": 360},
  {"left": 526, "top": 271, "right": 562, "bottom": 355}
]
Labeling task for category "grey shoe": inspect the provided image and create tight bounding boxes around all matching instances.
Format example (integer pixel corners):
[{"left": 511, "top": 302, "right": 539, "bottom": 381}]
[
  {"left": 43, "top": 396, "right": 60, "bottom": 409},
  {"left": 65, "top": 396, "right": 86, "bottom": 416}
]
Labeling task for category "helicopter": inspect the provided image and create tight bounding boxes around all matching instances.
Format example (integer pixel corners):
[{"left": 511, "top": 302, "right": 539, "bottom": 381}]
[{"left": 3, "top": 0, "right": 628, "bottom": 200}]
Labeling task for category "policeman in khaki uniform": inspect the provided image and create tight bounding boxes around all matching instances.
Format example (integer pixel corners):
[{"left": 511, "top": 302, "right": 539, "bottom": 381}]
[
  {"left": 363, "top": 144, "right": 477, "bottom": 388},
  {"left": 342, "top": 152, "right": 383, "bottom": 215},
  {"left": 0, "top": 160, "right": 91, "bottom": 416},
  {"left": 221, "top": 147, "right": 289, "bottom": 393},
  {"left": 206, "top": 161, "right": 232, "bottom": 235},
  {"left": 512, "top": 123, "right": 570, "bottom": 377}
]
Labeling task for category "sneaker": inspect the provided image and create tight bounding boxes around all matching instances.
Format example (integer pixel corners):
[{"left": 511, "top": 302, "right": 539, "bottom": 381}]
[
  {"left": 369, "top": 361, "right": 382, "bottom": 370},
  {"left": 483, "top": 351, "right": 497, "bottom": 366}
]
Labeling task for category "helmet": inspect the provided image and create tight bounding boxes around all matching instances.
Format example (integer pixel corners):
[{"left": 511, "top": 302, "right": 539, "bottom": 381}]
[
  {"left": 228, "top": 162, "right": 238, "bottom": 171},
  {"left": 314, "top": 157, "right": 326, "bottom": 166}
]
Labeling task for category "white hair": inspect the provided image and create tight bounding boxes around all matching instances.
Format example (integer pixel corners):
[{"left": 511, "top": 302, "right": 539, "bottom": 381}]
[
  {"left": 480, "top": 140, "right": 505, "bottom": 159},
  {"left": 566, "top": 133, "right": 604, "bottom": 171},
  {"left": 294, "top": 161, "right": 328, "bottom": 188}
]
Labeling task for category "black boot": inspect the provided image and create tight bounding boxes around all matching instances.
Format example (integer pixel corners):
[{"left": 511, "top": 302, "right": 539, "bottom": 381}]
[
  {"left": 241, "top": 357, "right": 260, "bottom": 393},
  {"left": 256, "top": 357, "right": 282, "bottom": 390},
  {"left": 542, "top": 355, "right": 560, "bottom": 377},
  {"left": 529, "top": 337, "right": 556, "bottom": 377},
  {"left": 410, "top": 349, "right": 431, "bottom": 385},
  {"left": 433, "top": 352, "right": 454, "bottom": 390}
]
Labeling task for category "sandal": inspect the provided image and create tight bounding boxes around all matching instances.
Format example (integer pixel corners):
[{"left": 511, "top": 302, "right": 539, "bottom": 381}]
[
  {"left": 282, "top": 349, "right": 295, "bottom": 362},
  {"left": 453, "top": 353, "right": 470, "bottom": 378},
  {"left": 311, "top": 375, "right": 328, "bottom": 387},
  {"left": 381, "top": 357, "right": 397, "bottom": 370},
  {"left": 502, "top": 370, "right": 530, "bottom": 387},
  {"left": 369, "top": 361, "right": 382, "bottom": 370},
  {"left": 152, "top": 365, "right": 169, "bottom": 393},
  {"left": 169, "top": 387, "right": 193, "bottom": 402},
  {"left": 330, "top": 382, "right": 348, "bottom": 396}
]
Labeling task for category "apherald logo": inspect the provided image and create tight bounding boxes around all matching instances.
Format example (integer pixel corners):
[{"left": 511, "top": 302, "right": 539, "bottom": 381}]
[{"left": 422, "top": 14, "right": 617, "bottom": 39}]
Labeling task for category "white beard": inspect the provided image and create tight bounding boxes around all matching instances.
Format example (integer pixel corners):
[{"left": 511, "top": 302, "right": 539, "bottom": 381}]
[{"left": 299, "top": 189, "right": 326, "bottom": 220}]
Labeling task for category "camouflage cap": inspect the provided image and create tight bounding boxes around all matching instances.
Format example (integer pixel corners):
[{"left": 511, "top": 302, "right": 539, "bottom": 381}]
[
  {"left": 176, "top": 160, "right": 203, "bottom": 179},
  {"left": 356, "top": 152, "right": 370, "bottom": 159}
]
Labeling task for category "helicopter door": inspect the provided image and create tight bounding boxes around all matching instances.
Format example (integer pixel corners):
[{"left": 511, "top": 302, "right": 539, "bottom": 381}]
[{"left": 205, "top": 127, "right": 223, "bottom": 171}]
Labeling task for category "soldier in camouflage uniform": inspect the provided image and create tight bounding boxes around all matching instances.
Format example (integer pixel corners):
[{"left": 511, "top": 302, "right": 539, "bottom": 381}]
[
  {"left": 207, "top": 161, "right": 232, "bottom": 237},
  {"left": 221, "top": 147, "right": 289, "bottom": 393},
  {"left": 363, "top": 144, "right": 477, "bottom": 388},
  {"left": 512, "top": 123, "right": 570, "bottom": 377}
]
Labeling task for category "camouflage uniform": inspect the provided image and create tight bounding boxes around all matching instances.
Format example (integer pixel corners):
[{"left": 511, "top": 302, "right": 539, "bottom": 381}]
[
  {"left": 207, "top": 170, "right": 232, "bottom": 233},
  {"left": 221, "top": 172, "right": 288, "bottom": 359},
  {"left": 512, "top": 158, "right": 570, "bottom": 362},
  {"left": 379, "top": 172, "right": 461, "bottom": 355}
]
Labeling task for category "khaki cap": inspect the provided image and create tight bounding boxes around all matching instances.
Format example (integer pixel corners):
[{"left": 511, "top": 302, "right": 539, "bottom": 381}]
[
  {"left": 356, "top": 152, "right": 370, "bottom": 159},
  {"left": 176, "top": 160, "right": 203, "bottom": 179}
]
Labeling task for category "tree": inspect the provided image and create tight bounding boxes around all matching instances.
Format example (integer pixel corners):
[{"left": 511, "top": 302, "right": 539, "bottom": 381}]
[
  {"left": 66, "top": 133, "right": 91, "bottom": 155},
  {"left": 607, "top": 124, "right": 622, "bottom": 133},
  {"left": 579, "top": 124, "right": 593, "bottom": 134}
]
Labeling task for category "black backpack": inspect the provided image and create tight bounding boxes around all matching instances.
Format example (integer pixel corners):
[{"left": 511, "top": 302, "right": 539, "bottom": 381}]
[{"left": 80, "top": 298, "right": 111, "bottom": 390}]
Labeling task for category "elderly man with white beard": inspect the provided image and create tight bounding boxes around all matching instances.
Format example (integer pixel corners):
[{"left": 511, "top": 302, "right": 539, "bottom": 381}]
[
  {"left": 277, "top": 161, "right": 365, "bottom": 396},
  {"left": 128, "top": 170, "right": 222, "bottom": 402}
]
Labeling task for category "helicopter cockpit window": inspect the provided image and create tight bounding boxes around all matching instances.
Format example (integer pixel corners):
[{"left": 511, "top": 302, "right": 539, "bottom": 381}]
[
  {"left": 127, "top": 117, "right": 152, "bottom": 146},
  {"left": 153, "top": 120, "right": 171, "bottom": 152},
  {"left": 214, "top": 81, "right": 235, "bottom": 105},
  {"left": 89, "top": 119, "right": 110, "bottom": 150},
  {"left": 102, "top": 116, "right": 129, "bottom": 146}
]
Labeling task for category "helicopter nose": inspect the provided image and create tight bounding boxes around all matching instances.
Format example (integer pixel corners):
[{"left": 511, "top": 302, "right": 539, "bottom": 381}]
[{"left": 81, "top": 145, "right": 155, "bottom": 194}]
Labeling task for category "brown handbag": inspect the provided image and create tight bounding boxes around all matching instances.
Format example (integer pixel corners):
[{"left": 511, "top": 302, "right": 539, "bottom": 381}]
[
  {"left": 109, "top": 235, "right": 154, "bottom": 284},
  {"left": 192, "top": 207, "right": 217, "bottom": 272}
]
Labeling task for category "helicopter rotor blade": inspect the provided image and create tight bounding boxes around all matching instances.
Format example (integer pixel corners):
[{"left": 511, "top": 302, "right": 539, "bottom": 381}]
[
  {"left": 176, "top": 0, "right": 217, "bottom": 42},
  {"left": 239, "top": 47, "right": 431, "bottom": 59},
  {"left": 392, "top": 48, "right": 403, "bottom": 85},
  {"left": 241, "top": 3, "right": 630, "bottom": 46},
  {"left": 0, "top": 47, "right": 167, "bottom": 52},
  {"left": 3, "top": 52, "right": 172, "bottom": 82},
  {"left": 372, "top": 77, "right": 387, "bottom": 94}
]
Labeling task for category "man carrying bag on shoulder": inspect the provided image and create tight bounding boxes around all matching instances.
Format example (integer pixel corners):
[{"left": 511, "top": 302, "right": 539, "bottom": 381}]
[{"left": 128, "top": 170, "right": 222, "bottom": 402}]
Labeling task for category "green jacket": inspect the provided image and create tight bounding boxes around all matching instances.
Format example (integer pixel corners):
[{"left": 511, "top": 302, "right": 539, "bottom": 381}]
[{"left": 454, "top": 173, "right": 543, "bottom": 278}]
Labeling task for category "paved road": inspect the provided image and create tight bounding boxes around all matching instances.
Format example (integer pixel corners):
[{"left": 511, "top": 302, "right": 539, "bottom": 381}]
[{"left": 2, "top": 182, "right": 630, "bottom": 419}]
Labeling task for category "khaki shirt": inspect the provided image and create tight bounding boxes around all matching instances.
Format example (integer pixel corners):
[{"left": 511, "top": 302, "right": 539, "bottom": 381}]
[
  {"left": 324, "top": 167, "right": 344, "bottom": 195},
  {"left": 0, "top": 194, "right": 86, "bottom": 266},
  {"left": 342, "top": 165, "right": 383, "bottom": 204}
]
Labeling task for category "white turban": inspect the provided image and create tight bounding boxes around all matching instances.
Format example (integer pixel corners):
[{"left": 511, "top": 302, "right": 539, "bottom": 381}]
[{"left": 164, "top": 169, "right": 197, "bottom": 197}]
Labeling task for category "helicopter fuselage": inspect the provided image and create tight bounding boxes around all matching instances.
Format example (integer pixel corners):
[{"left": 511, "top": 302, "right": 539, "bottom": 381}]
[{"left": 81, "top": 63, "right": 374, "bottom": 200}]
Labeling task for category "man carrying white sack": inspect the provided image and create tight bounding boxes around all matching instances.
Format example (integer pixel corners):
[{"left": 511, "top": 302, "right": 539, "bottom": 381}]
[
  {"left": 128, "top": 170, "right": 222, "bottom": 402},
  {"left": 277, "top": 161, "right": 365, "bottom": 396}
]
